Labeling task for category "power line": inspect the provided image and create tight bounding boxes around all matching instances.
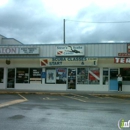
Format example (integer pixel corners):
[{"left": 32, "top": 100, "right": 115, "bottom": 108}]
[{"left": 66, "top": 19, "right": 130, "bottom": 23}]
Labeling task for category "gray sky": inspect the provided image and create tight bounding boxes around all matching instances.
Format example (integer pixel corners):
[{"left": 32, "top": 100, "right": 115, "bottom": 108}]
[{"left": 0, "top": 0, "right": 130, "bottom": 44}]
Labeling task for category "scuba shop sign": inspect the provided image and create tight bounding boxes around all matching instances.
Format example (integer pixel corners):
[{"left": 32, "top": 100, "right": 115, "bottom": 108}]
[
  {"left": 56, "top": 45, "right": 84, "bottom": 56},
  {"left": 40, "top": 57, "right": 98, "bottom": 67}
]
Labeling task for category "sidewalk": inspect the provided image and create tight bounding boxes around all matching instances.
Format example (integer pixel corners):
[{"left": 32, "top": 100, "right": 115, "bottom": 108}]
[{"left": 0, "top": 89, "right": 130, "bottom": 97}]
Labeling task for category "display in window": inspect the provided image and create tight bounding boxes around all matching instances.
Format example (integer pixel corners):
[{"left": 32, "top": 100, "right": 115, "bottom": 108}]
[
  {"left": 46, "top": 69, "right": 56, "bottom": 83},
  {"left": 89, "top": 68, "right": 100, "bottom": 84},
  {"left": 56, "top": 68, "right": 66, "bottom": 84},
  {"left": 77, "top": 68, "right": 88, "bottom": 84}
]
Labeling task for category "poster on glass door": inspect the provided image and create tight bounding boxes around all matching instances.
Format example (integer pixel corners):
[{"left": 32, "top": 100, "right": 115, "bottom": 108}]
[{"left": 46, "top": 69, "right": 56, "bottom": 83}]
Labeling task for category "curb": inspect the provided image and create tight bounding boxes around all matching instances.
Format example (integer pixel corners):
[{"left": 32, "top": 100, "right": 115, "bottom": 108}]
[
  {"left": 0, "top": 91, "right": 130, "bottom": 98},
  {"left": 90, "top": 94, "right": 130, "bottom": 98}
]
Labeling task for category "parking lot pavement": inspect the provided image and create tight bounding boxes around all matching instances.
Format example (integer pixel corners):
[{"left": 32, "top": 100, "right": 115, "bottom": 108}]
[
  {"left": 0, "top": 93, "right": 130, "bottom": 130},
  {"left": 1, "top": 93, "right": 130, "bottom": 106},
  {"left": 12, "top": 93, "right": 130, "bottom": 105},
  {"left": 0, "top": 94, "right": 22, "bottom": 104},
  {"left": 0, "top": 94, "right": 27, "bottom": 108}
]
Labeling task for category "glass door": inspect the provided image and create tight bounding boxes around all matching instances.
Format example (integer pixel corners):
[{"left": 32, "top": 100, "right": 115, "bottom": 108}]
[
  {"left": 67, "top": 68, "right": 76, "bottom": 89},
  {"left": 109, "top": 68, "right": 119, "bottom": 91},
  {"left": 7, "top": 68, "right": 15, "bottom": 88}
]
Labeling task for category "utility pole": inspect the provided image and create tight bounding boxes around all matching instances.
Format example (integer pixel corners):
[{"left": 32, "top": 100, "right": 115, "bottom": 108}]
[{"left": 63, "top": 19, "right": 65, "bottom": 44}]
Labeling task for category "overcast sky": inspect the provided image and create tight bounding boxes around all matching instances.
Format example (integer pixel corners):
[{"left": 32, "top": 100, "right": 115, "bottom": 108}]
[{"left": 0, "top": 0, "right": 130, "bottom": 44}]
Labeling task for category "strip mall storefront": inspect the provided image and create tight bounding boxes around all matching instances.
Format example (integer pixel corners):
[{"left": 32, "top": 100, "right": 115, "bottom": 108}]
[{"left": 0, "top": 44, "right": 130, "bottom": 92}]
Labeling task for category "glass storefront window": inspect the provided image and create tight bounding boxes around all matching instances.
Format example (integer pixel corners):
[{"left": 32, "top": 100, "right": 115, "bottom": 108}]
[
  {"left": 30, "top": 68, "right": 42, "bottom": 83},
  {"left": 45, "top": 67, "right": 100, "bottom": 85},
  {"left": 77, "top": 68, "right": 88, "bottom": 84},
  {"left": 89, "top": 68, "right": 100, "bottom": 84},
  {"left": 120, "top": 68, "right": 130, "bottom": 85},
  {"left": 16, "top": 68, "right": 29, "bottom": 83},
  {"left": 46, "top": 69, "right": 56, "bottom": 84},
  {"left": 45, "top": 68, "right": 67, "bottom": 84},
  {"left": 56, "top": 68, "right": 67, "bottom": 84},
  {"left": 0, "top": 68, "right": 4, "bottom": 83},
  {"left": 103, "top": 68, "right": 108, "bottom": 85}
]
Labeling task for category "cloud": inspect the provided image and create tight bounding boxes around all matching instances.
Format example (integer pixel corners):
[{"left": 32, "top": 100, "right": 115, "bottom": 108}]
[
  {"left": 65, "top": 2, "right": 130, "bottom": 43},
  {"left": 0, "top": 0, "right": 130, "bottom": 44},
  {"left": 0, "top": 0, "right": 64, "bottom": 44}
]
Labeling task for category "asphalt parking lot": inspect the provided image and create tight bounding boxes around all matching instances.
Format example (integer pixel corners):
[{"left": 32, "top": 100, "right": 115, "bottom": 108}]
[{"left": 0, "top": 93, "right": 130, "bottom": 130}]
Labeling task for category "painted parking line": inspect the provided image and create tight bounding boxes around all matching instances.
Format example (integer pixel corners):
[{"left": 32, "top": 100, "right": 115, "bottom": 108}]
[
  {"left": 43, "top": 97, "right": 59, "bottom": 100},
  {"left": 0, "top": 93, "right": 28, "bottom": 108},
  {"left": 18, "top": 94, "right": 28, "bottom": 101},
  {"left": 70, "top": 94, "right": 89, "bottom": 99},
  {"left": 88, "top": 94, "right": 104, "bottom": 99},
  {"left": 63, "top": 94, "right": 130, "bottom": 104},
  {"left": 63, "top": 95, "right": 87, "bottom": 102}
]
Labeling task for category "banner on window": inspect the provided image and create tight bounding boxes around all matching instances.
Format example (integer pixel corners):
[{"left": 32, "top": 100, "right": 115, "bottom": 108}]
[{"left": 46, "top": 69, "right": 56, "bottom": 83}]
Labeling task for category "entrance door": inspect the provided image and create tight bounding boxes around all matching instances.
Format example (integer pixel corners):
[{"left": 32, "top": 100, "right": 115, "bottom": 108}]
[
  {"left": 7, "top": 68, "right": 15, "bottom": 88},
  {"left": 109, "top": 68, "right": 118, "bottom": 91},
  {"left": 68, "top": 68, "right": 76, "bottom": 89}
]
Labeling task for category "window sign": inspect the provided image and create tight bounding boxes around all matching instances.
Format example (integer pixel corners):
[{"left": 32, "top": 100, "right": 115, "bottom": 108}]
[
  {"left": 46, "top": 69, "right": 56, "bottom": 83},
  {"left": 30, "top": 68, "right": 42, "bottom": 83},
  {"left": 89, "top": 68, "right": 100, "bottom": 84},
  {"left": 16, "top": 68, "right": 29, "bottom": 83},
  {"left": 56, "top": 68, "right": 67, "bottom": 84},
  {"left": 41, "top": 72, "right": 46, "bottom": 78}
]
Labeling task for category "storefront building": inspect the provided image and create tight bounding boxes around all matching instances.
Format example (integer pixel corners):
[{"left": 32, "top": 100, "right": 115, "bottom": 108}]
[{"left": 0, "top": 35, "right": 130, "bottom": 91}]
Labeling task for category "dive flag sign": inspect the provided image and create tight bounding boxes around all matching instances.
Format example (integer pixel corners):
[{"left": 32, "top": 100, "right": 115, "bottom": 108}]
[{"left": 56, "top": 45, "right": 85, "bottom": 56}]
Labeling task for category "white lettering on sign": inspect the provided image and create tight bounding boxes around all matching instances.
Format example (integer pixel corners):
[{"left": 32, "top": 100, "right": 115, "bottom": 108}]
[
  {"left": 114, "top": 58, "right": 130, "bottom": 63},
  {"left": 0, "top": 47, "right": 19, "bottom": 54}
]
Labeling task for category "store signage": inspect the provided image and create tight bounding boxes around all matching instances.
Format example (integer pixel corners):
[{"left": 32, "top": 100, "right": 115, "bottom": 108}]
[
  {"left": 56, "top": 45, "right": 84, "bottom": 56},
  {"left": 118, "top": 53, "right": 130, "bottom": 57},
  {"left": 40, "top": 57, "right": 98, "bottom": 66},
  {"left": 114, "top": 57, "right": 130, "bottom": 63},
  {"left": 20, "top": 47, "right": 39, "bottom": 54},
  {"left": 0, "top": 47, "right": 19, "bottom": 54},
  {"left": 0, "top": 47, "right": 39, "bottom": 55}
]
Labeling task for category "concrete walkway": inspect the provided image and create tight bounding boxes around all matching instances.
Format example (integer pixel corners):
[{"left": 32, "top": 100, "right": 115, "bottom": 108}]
[{"left": 0, "top": 89, "right": 130, "bottom": 97}]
